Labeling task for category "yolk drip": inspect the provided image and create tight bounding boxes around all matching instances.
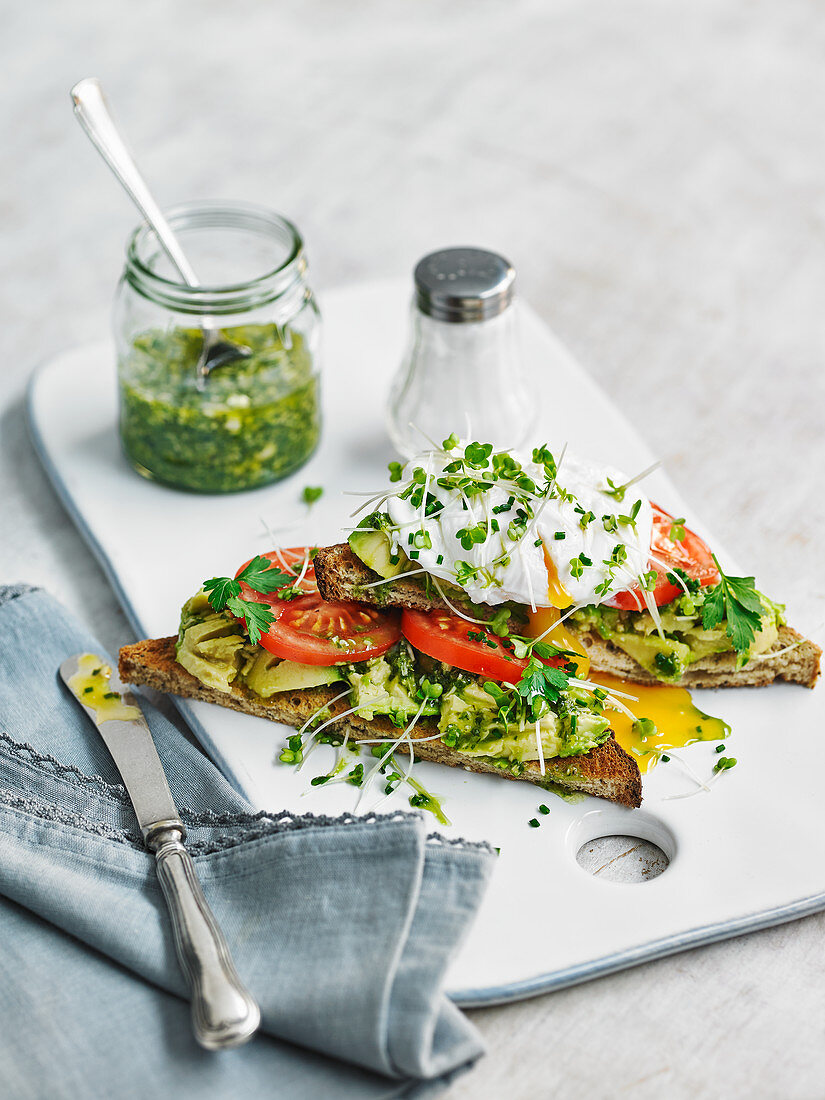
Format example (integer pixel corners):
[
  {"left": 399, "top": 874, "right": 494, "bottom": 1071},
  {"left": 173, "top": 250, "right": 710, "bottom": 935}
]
[
  {"left": 588, "top": 672, "right": 730, "bottom": 773},
  {"left": 68, "top": 653, "right": 142, "bottom": 724},
  {"left": 526, "top": 607, "right": 591, "bottom": 678},
  {"left": 542, "top": 545, "right": 572, "bottom": 610}
]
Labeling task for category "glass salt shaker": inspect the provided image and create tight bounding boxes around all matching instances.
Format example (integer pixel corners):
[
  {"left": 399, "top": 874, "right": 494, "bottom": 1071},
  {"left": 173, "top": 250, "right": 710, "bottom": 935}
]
[{"left": 387, "top": 247, "right": 536, "bottom": 456}]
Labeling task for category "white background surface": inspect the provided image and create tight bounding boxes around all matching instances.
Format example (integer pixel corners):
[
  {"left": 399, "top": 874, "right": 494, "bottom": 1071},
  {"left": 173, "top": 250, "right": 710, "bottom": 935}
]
[
  {"left": 3, "top": 2, "right": 825, "bottom": 1096},
  {"left": 28, "top": 290, "right": 825, "bottom": 1008}
]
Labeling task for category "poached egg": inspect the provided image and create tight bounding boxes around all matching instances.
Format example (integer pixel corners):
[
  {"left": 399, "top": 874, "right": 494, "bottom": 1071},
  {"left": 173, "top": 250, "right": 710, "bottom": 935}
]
[{"left": 386, "top": 444, "right": 653, "bottom": 610}]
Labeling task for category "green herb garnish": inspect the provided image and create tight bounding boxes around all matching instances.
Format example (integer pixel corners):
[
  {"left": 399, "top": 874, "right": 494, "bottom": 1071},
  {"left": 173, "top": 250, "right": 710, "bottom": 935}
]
[
  {"left": 203, "top": 555, "right": 294, "bottom": 645},
  {"left": 515, "top": 657, "right": 571, "bottom": 720},
  {"left": 714, "top": 756, "right": 737, "bottom": 772},
  {"left": 701, "top": 556, "right": 763, "bottom": 655},
  {"left": 302, "top": 485, "right": 323, "bottom": 505}
]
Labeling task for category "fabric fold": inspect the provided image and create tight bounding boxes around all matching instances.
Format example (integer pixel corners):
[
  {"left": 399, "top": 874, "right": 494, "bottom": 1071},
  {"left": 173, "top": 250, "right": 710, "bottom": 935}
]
[{"left": 0, "top": 585, "right": 495, "bottom": 1095}]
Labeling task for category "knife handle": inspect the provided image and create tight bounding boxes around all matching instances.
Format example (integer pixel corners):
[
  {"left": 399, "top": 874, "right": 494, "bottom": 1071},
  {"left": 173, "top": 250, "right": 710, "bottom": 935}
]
[{"left": 150, "top": 826, "right": 261, "bottom": 1050}]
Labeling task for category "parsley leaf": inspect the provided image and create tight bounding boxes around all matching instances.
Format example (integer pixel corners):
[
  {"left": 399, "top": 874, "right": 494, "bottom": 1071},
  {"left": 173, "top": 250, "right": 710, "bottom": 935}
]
[
  {"left": 203, "top": 556, "right": 295, "bottom": 644},
  {"left": 701, "top": 556, "right": 764, "bottom": 655},
  {"left": 226, "top": 595, "right": 276, "bottom": 647},
  {"left": 235, "top": 555, "right": 294, "bottom": 594},
  {"left": 515, "top": 657, "right": 570, "bottom": 719},
  {"left": 202, "top": 576, "right": 240, "bottom": 610}
]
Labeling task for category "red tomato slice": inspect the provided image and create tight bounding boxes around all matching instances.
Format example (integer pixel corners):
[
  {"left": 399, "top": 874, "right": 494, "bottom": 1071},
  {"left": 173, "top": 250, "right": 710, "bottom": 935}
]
[
  {"left": 608, "top": 505, "right": 719, "bottom": 610},
  {"left": 401, "top": 608, "right": 564, "bottom": 683},
  {"left": 235, "top": 547, "right": 319, "bottom": 609},
  {"left": 257, "top": 594, "right": 401, "bottom": 665}
]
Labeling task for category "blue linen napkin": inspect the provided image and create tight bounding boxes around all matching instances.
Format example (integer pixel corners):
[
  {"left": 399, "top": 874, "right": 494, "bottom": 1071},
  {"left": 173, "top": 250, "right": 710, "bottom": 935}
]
[{"left": 0, "top": 585, "right": 495, "bottom": 1099}]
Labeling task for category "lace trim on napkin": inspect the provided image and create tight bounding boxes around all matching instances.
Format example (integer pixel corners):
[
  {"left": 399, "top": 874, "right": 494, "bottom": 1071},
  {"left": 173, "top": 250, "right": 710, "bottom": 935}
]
[
  {"left": 0, "top": 732, "right": 494, "bottom": 856},
  {"left": 0, "top": 584, "right": 40, "bottom": 609}
]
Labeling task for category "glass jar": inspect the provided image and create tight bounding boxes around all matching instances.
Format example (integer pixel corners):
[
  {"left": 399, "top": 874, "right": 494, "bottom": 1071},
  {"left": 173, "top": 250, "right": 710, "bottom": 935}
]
[
  {"left": 113, "top": 201, "right": 321, "bottom": 493},
  {"left": 387, "top": 247, "right": 536, "bottom": 457}
]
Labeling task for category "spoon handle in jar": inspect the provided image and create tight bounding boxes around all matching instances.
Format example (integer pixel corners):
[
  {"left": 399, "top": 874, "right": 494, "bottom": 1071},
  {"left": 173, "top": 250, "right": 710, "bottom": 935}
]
[{"left": 70, "top": 77, "right": 200, "bottom": 288}]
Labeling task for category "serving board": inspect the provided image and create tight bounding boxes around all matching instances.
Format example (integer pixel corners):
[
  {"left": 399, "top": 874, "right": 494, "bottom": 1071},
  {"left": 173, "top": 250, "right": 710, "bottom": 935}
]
[{"left": 28, "top": 279, "right": 825, "bottom": 1006}]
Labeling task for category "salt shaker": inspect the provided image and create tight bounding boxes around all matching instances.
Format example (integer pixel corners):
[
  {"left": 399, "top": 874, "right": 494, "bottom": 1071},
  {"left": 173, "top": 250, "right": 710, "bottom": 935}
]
[{"left": 387, "top": 247, "right": 537, "bottom": 457}]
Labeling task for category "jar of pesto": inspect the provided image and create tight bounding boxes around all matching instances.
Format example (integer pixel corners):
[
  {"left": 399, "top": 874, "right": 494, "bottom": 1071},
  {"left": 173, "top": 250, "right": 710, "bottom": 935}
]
[{"left": 114, "top": 201, "right": 321, "bottom": 493}]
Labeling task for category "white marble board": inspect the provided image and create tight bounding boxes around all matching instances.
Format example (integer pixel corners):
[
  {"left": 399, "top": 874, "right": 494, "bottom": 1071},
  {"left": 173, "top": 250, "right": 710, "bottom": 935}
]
[{"left": 27, "top": 279, "right": 825, "bottom": 1005}]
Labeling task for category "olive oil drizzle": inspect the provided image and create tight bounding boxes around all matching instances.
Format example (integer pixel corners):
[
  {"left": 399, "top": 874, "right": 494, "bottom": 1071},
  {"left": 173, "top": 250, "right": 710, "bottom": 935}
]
[{"left": 68, "top": 653, "right": 142, "bottom": 724}]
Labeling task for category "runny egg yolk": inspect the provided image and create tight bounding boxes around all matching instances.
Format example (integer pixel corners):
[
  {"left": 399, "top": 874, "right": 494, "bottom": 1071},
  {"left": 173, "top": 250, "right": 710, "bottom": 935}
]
[
  {"left": 528, "top": 557, "right": 730, "bottom": 776},
  {"left": 526, "top": 607, "right": 591, "bottom": 678},
  {"left": 541, "top": 544, "right": 571, "bottom": 610},
  {"left": 587, "top": 672, "right": 730, "bottom": 773}
]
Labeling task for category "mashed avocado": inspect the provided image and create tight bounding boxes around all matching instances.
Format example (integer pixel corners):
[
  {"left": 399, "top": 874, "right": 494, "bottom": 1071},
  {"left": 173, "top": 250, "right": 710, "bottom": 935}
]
[
  {"left": 177, "top": 591, "right": 342, "bottom": 695},
  {"left": 438, "top": 681, "right": 609, "bottom": 760},
  {"left": 345, "top": 644, "right": 441, "bottom": 725},
  {"left": 176, "top": 590, "right": 250, "bottom": 692},
  {"left": 572, "top": 586, "right": 783, "bottom": 682},
  {"left": 176, "top": 593, "right": 607, "bottom": 764}
]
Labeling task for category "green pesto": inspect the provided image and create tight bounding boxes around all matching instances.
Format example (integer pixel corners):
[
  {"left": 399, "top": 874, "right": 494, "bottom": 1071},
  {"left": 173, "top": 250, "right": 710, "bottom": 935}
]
[
  {"left": 406, "top": 778, "right": 450, "bottom": 825},
  {"left": 118, "top": 323, "right": 319, "bottom": 493}
]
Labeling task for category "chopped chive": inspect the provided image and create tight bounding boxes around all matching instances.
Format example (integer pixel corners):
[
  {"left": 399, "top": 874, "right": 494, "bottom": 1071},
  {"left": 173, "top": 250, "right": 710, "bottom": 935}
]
[
  {"left": 554, "top": 531, "right": 565, "bottom": 540},
  {"left": 83, "top": 686, "right": 93, "bottom": 694},
  {"left": 538, "top": 804, "right": 550, "bottom": 815},
  {"left": 528, "top": 818, "right": 540, "bottom": 828},
  {"left": 715, "top": 744, "right": 726, "bottom": 753},
  {"left": 436, "top": 554, "right": 443, "bottom": 565},
  {"left": 661, "top": 754, "right": 670, "bottom": 762}
]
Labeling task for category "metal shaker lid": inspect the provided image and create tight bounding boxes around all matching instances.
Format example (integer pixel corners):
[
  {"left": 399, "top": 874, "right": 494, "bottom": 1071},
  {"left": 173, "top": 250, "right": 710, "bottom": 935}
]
[{"left": 414, "top": 247, "right": 516, "bottom": 323}]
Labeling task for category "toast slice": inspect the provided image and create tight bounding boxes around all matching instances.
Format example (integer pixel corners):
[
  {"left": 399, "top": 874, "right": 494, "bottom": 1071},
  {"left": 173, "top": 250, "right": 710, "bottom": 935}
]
[
  {"left": 314, "top": 544, "right": 821, "bottom": 689},
  {"left": 119, "top": 636, "right": 642, "bottom": 808}
]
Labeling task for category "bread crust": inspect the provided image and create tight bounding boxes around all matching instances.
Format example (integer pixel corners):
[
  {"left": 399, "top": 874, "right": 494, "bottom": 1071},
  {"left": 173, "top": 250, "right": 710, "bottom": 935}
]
[
  {"left": 119, "top": 636, "right": 642, "bottom": 807},
  {"left": 314, "top": 544, "right": 821, "bottom": 689}
]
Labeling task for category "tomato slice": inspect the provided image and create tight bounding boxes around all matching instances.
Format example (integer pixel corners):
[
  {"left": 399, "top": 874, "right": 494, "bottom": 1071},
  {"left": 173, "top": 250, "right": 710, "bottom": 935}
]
[
  {"left": 608, "top": 505, "right": 719, "bottom": 610},
  {"left": 235, "top": 546, "right": 319, "bottom": 609},
  {"left": 257, "top": 593, "right": 401, "bottom": 665},
  {"left": 233, "top": 546, "right": 400, "bottom": 663},
  {"left": 401, "top": 608, "right": 565, "bottom": 683}
]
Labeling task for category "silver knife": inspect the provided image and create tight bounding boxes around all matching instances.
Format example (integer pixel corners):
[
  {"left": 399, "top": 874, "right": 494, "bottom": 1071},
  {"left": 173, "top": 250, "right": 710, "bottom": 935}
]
[{"left": 59, "top": 652, "right": 260, "bottom": 1050}]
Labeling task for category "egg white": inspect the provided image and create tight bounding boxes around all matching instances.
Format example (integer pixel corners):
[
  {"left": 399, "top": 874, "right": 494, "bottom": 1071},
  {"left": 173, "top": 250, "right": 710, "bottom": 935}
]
[{"left": 386, "top": 446, "right": 653, "bottom": 609}]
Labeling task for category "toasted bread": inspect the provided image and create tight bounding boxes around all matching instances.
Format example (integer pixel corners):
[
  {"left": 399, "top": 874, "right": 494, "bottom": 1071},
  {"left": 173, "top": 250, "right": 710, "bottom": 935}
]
[
  {"left": 119, "top": 636, "right": 642, "bottom": 808},
  {"left": 314, "top": 544, "right": 821, "bottom": 689}
]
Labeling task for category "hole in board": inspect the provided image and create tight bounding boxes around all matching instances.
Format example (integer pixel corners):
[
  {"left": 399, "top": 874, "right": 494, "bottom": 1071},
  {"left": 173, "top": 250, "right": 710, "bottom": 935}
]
[{"left": 576, "top": 834, "right": 669, "bottom": 883}]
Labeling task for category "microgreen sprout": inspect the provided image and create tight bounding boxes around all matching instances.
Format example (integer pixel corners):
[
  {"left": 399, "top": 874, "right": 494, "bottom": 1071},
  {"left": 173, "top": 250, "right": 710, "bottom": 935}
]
[
  {"left": 603, "top": 461, "right": 661, "bottom": 502},
  {"left": 302, "top": 485, "right": 323, "bottom": 505}
]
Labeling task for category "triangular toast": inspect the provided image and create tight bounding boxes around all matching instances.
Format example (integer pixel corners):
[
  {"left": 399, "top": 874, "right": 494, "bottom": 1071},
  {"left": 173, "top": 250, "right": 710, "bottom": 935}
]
[
  {"left": 313, "top": 544, "right": 821, "bottom": 690},
  {"left": 118, "top": 636, "right": 643, "bottom": 808}
]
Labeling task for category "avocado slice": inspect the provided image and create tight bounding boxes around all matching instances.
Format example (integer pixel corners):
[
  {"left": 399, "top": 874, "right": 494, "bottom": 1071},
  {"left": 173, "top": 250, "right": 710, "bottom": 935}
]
[
  {"left": 349, "top": 514, "right": 409, "bottom": 579},
  {"left": 242, "top": 651, "right": 346, "bottom": 698}
]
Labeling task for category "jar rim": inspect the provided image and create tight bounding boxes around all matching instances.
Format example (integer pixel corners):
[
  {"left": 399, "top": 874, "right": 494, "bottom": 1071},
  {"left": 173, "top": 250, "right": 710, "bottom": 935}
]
[{"left": 124, "top": 200, "right": 306, "bottom": 314}]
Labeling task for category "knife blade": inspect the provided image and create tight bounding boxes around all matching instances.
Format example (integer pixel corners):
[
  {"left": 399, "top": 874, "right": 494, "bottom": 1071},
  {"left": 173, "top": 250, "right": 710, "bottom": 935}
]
[{"left": 59, "top": 652, "right": 260, "bottom": 1051}]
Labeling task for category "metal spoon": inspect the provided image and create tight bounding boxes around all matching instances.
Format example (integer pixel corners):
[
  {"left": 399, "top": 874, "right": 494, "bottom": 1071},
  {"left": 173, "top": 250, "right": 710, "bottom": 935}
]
[{"left": 70, "top": 77, "right": 250, "bottom": 385}]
